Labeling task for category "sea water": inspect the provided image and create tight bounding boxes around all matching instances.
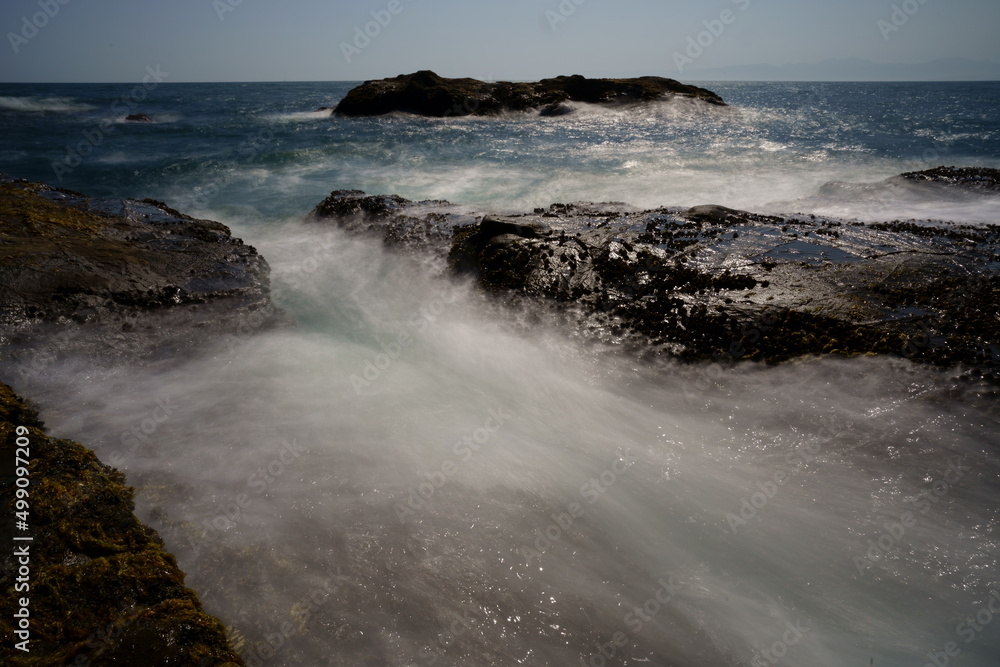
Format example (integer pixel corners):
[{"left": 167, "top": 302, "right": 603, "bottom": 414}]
[{"left": 1, "top": 80, "right": 999, "bottom": 666}]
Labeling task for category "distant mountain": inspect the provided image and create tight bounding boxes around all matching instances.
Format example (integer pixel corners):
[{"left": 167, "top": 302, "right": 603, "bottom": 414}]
[{"left": 682, "top": 58, "right": 1000, "bottom": 82}]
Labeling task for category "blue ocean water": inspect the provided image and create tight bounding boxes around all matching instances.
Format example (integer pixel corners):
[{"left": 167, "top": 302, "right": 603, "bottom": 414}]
[
  {"left": 2, "top": 81, "right": 1000, "bottom": 667},
  {"left": 2, "top": 80, "right": 999, "bottom": 223}
]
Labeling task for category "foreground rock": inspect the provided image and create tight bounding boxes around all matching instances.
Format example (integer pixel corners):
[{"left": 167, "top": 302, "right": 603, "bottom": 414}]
[
  {"left": 0, "top": 174, "right": 281, "bottom": 364},
  {"left": 310, "top": 181, "right": 1000, "bottom": 378},
  {"left": 333, "top": 70, "right": 726, "bottom": 117},
  {"left": 0, "top": 176, "right": 282, "bottom": 664},
  {"left": 0, "top": 383, "right": 244, "bottom": 666}
]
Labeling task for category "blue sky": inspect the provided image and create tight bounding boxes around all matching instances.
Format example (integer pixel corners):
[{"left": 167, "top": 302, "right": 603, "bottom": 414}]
[{"left": 1, "top": 0, "right": 998, "bottom": 82}]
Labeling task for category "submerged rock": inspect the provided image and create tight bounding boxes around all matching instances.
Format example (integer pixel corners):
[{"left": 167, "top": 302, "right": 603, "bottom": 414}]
[
  {"left": 309, "top": 184, "right": 1000, "bottom": 376},
  {"left": 332, "top": 70, "right": 726, "bottom": 117},
  {"left": 0, "top": 382, "right": 245, "bottom": 666}
]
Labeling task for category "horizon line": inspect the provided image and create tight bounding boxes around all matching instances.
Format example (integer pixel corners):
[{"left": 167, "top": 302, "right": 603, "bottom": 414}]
[{"left": 3, "top": 78, "right": 1000, "bottom": 85}]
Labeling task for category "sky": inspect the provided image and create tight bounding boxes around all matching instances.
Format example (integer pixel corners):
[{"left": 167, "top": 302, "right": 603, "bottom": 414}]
[{"left": 0, "top": 0, "right": 998, "bottom": 83}]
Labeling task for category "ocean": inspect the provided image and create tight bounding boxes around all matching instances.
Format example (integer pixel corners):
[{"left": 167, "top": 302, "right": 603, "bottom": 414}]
[{"left": 1, "top": 80, "right": 999, "bottom": 666}]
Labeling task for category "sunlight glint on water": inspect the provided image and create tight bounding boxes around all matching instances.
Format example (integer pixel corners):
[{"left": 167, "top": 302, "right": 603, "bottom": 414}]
[
  {"left": 11, "top": 222, "right": 995, "bottom": 666},
  {"left": 0, "top": 80, "right": 998, "bottom": 665}
]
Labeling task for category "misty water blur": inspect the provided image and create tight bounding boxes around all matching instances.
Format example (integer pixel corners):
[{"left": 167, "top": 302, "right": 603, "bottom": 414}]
[
  {"left": 7, "top": 218, "right": 998, "bottom": 666},
  {"left": 2, "top": 79, "right": 999, "bottom": 665}
]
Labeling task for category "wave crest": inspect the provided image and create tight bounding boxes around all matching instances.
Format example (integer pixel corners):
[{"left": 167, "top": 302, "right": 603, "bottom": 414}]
[{"left": 0, "top": 95, "right": 96, "bottom": 113}]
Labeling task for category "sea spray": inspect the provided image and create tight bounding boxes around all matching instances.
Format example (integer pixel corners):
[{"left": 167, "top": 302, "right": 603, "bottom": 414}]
[{"left": 5, "top": 220, "right": 997, "bottom": 666}]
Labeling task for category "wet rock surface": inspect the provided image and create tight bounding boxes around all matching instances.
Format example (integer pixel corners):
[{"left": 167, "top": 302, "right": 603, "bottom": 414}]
[
  {"left": 308, "top": 189, "right": 472, "bottom": 256},
  {"left": 0, "top": 176, "right": 283, "bottom": 665},
  {"left": 332, "top": 70, "right": 726, "bottom": 117},
  {"left": 0, "top": 174, "right": 282, "bottom": 363},
  {"left": 0, "top": 382, "right": 245, "bottom": 667},
  {"left": 897, "top": 166, "right": 1000, "bottom": 192},
  {"left": 310, "top": 181, "right": 1000, "bottom": 378}
]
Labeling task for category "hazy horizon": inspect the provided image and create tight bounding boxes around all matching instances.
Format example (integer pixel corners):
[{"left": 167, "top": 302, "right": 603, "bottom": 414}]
[
  {"left": 2, "top": 1, "right": 999, "bottom": 84},
  {"left": 4, "top": 57, "right": 1000, "bottom": 86}
]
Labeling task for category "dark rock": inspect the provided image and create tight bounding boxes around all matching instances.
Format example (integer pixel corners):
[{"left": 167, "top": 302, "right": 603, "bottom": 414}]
[
  {"left": 539, "top": 103, "right": 574, "bottom": 117},
  {"left": 0, "top": 174, "right": 281, "bottom": 362},
  {"left": 308, "top": 189, "right": 475, "bottom": 256},
  {"left": 124, "top": 113, "right": 154, "bottom": 122},
  {"left": 685, "top": 204, "right": 747, "bottom": 225},
  {"left": 897, "top": 165, "right": 1000, "bottom": 192},
  {"left": 0, "top": 177, "right": 285, "bottom": 664},
  {"left": 309, "top": 189, "right": 1000, "bottom": 376},
  {"left": 0, "top": 381, "right": 245, "bottom": 666},
  {"left": 332, "top": 70, "right": 726, "bottom": 117}
]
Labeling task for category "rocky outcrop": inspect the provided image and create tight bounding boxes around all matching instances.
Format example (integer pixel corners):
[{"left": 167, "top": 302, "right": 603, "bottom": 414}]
[
  {"left": 332, "top": 70, "right": 726, "bottom": 117},
  {"left": 0, "top": 174, "right": 281, "bottom": 363},
  {"left": 307, "top": 189, "right": 466, "bottom": 254},
  {"left": 0, "top": 176, "right": 283, "bottom": 665},
  {"left": 897, "top": 166, "right": 1000, "bottom": 192},
  {"left": 309, "top": 182, "right": 1000, "bottom": 378},
  {"left": 0, "top": 382, "right": 245, "bottom": 666}
]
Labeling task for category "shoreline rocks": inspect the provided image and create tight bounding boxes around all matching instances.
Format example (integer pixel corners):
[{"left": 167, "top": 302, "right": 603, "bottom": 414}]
[
  {"left": 332, "top": 70, "right": 726, "bottom": 117},
  {"left": 0, "top": 176, "right": 283, "bottom": 665},
  {"left": 897, "top": 165, "right": 1000, "bottom": 192},
  {"left": 0, "top": 174, "right": 282, "bottom": 365},
  {"left": 0, "top": 382, "right": 245, "bottom": 666},
  {"left": 309, "top": 173, "right": 1000, "bottom": 378}
]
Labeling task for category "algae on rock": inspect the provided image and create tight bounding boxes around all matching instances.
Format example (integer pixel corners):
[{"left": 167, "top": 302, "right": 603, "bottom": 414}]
[{"left": 1, "top": 381, "right": 245, "bottom": 666}]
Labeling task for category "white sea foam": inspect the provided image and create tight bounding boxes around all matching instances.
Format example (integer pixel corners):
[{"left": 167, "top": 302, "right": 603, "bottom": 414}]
[
  {"left": 265, "top": 110, "right": 334, "bottom": 123},
  {"left": 0, "top": 95, "right": 96, "bottom": 113},
  {"left": 8, "top": 220, "right": 998, "bottom": 666}
]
